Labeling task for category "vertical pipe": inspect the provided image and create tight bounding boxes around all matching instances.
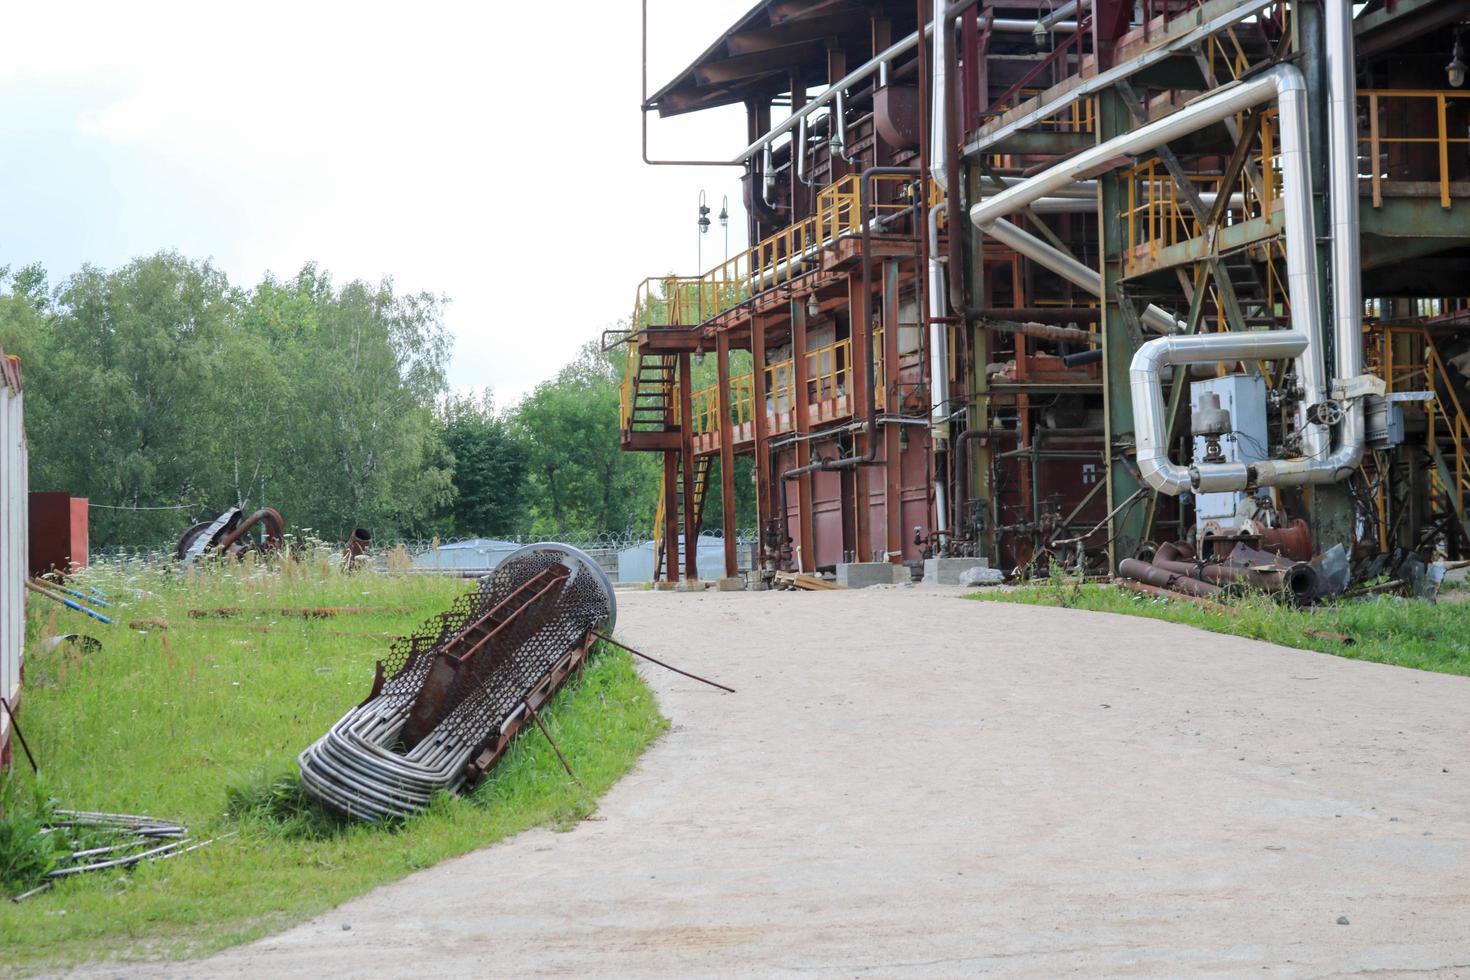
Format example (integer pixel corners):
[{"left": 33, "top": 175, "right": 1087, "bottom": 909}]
[
  {"left": 791, "top": 299, "right": 816, "bottom": 571},
  {"left": 663, "top": 451, "right": 679, "bottom": 583},
  {"left": 678, "top": 353, "right": 698, "bottom": 581},
  {"left": 847, "top": 274, "right": 872, "bottom": 561},
  {"left": 715, "top": 332, "right": 739, "bottom": 579},
  {"left": 750, "top": 317, "right": 772, "bottom": 569},
  {"left": 883, "top": 259, "right": 904, "bottom": 563}
]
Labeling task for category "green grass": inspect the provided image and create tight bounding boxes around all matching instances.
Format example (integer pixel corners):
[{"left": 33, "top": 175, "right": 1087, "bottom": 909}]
[
  {"left": 972, "top": 578, "right": 1470, "bottom": 676},
  {"left": 0, "top": 551, "right": 667, "bottom": 971}
]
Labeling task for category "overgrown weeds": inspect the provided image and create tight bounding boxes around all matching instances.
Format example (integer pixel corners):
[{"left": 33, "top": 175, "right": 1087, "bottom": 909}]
[
  {"left": 2, "top": 556, "right": 666, "bottom": 971},
  {"left": 973, "top": 582, "right": 1470, "bottom": 676}
]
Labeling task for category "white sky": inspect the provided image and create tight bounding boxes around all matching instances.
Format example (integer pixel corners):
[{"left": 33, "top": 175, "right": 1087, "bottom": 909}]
[{"left": 0, "top": 1, "right": 756, "bottom": 402}]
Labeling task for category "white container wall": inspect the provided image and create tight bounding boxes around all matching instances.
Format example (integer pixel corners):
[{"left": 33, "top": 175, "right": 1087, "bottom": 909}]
[{"left": 0, "top": 351, "right": 27, "bottom": 769}]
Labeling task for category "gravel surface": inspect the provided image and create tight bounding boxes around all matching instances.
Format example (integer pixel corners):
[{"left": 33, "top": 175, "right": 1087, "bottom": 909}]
[{"left": 78, "top": 587, "right": 1470, "bottom": 977}]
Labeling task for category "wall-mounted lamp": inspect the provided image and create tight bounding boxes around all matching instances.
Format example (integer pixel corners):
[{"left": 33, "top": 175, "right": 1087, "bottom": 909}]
[{"left": 1448, "top": 29, "right": 1468, "bottom": 87}]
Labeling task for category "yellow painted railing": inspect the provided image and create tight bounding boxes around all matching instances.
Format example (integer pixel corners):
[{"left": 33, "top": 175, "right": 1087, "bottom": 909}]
[
  {"left": 671, "top": 332, "right": 889, "bottom": 439},
  {"left": 631, "top": 173, "right": 938, "bottom": 329},
  {"left": 1122, "top": 109, "right": 1280, "bottom": 264},
  {"left": 1359, "top": 90, "right": 1470, "bottom": 210},
  {"left": 1370, "top": 325, "right": 1470, "bottom": 513}
]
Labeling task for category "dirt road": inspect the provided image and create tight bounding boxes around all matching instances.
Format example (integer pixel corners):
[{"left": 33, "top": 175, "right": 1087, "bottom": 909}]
[{"left": 102, "top": 588, "right": 1470, "bottom": 976}]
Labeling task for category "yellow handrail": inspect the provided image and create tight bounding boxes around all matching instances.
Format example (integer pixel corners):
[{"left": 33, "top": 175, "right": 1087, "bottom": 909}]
[
  {"left": 1121, "top": 109, "right": 1280, "bottom": 267},
  {"left": 1359, "top": 89, "right": 1470, "bottom": 210},
  {"left": 631, "top": 173, "right": 938, "bottom": 329},
  {"left": 1370, "top": 325, "right": 1470, "bottom": 508}
]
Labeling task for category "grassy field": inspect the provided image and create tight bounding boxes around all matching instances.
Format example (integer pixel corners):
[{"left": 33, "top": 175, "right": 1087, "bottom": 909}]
[
  {"left": 973, "top": 578, "right": 1470, "bottom": 676},
  {"left": 0, "top": 552, "right": 667, "bottom": 971}
]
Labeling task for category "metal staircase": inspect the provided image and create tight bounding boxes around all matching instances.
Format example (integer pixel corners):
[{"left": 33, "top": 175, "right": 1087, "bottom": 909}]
[
  {"left": 652, "top": 455, "right": 712, "bottom": 578},
  {"left": 1370, "top": 326, "right": 1470, "bottom": 550}
]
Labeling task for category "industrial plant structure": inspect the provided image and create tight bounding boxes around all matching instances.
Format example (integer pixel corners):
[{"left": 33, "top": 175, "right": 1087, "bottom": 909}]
[{"left": 613, "top": 0, "right": 1470, "bottom": 589}]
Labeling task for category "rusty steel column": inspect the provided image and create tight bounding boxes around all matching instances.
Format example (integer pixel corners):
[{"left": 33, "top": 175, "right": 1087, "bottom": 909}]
[
  {"left": 679, "top": 351, "right": 698, "bottom": 582},
  {"left": 663, "top": 450, "right": 679, "bottom": 583},
  {"left": 750, "top": 317, "right": 772, "bottom": 568},
  {"left": 847, "top": 274, "right": 871, "bottom": 561},
  {"left": 715, "top": 331, "right": 739, "bottom": 578},
  {"left": 882, "top": 258, "right": 903, "bottom": 563},
  {"left": 791, "top": 299, "right": 816, "bottom": 572}
]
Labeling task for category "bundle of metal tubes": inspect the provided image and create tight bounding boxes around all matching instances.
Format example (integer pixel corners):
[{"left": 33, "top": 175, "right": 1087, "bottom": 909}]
[
  {"left": 1118, "top": 535, "right": 1320, "bottom": 605},
  {"left": 298, "top": 543, "right": 616, "bottom": 821}
]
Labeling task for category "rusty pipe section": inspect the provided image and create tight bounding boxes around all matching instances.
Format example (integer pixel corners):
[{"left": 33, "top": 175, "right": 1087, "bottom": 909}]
[
  {"left": 1122, "top": 540, "right": 1319, "bottom": 604},
  {"left": 215, "top": 508, "right": 284, "bottom": 555},
  {"left": 1117, "top": 559, "right": 1222, "bottom": 598}
]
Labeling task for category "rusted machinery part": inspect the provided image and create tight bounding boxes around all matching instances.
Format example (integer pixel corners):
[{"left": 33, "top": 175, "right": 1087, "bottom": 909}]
[
  {"left": 1258, "top": 519, "right": 1313, "bottom": 563},
  {"left": 176, "top": 508, "right": 241, "bottom": 563},
  {"left": 1117, "top": 558, "right": 1222, "bottom": 598},
  {"left": 1139, "top": 540, "right": 1319, "bottom": 602},
  {"left": 297, "top": 543, "right": 614, "bottom": 821},
  {"left": 216, "top": 508, "right": 285, "bottom": 555},
  {"left": 500, "top": 541, "right": 617, "bottom": 633}
]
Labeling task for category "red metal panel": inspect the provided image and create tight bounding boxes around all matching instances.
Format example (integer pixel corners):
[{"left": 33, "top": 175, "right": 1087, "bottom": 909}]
[{"left": 29, "top": 492, "right": 86, "bottom": 576}]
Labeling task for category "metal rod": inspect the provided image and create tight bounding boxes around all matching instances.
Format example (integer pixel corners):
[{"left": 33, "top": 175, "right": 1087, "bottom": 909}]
[
  {"left": 523, "top": 696, "right": 578, "bottom": 785},
  {"left": 0, "top": 696, "right": 38, "bottom": 773},
  {"left": 26, "top": 580, "right": 115, "bottom": 625},
  {"left": 592, "top": 632, "right": 735, "bottom": 694}
]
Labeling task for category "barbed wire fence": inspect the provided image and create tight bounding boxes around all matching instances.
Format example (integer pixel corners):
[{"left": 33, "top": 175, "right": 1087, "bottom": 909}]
[{"left": 88, "top": 528, "right": 762, "bottom": 583}]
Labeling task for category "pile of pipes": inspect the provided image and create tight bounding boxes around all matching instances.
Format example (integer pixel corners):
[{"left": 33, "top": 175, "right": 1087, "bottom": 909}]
[
  {"left": 175, "top": 507, "right": 285, "bottom": 565},
  {"left": 1118, "top": 528, "right": 1320, "bottom": 605},
  {"left": 13, "top": 809, "right": 227, "bottom": 902},
  {"left": 298, "top": 543, "right": 616, "bottom": 821}
]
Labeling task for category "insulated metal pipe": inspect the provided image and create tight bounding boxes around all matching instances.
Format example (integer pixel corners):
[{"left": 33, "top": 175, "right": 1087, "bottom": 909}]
[
  {"left": 985, "top": 218, "right": 1182, "bottom": 334},
  {"left": 928, "top": 202, "right": 951, "bottom": 537},
  {"left": 968, "top": 63, "right": 1330, "bottom": 495},
  {"left": 930, "top": 0, "right": 949, "bottom": 188},
  {"left": 1253, "top": 0, "right": 1364, "bottom": 486}
]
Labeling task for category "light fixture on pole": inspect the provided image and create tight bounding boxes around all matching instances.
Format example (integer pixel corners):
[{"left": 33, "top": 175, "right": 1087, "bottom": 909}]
[
  {"left": 697, "top": 190, "right": 710, "bottom": 273},
  {"left": 719, "top": 195, "right": 730, "bottom": 263},
  {"left": 1032, "top": 1, "right": 1053, "bottom": 49}
]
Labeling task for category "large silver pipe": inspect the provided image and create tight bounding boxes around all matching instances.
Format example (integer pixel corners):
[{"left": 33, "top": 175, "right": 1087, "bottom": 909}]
[
  {"left": 985, "top": 218, "right": 1183, "bottom": 335},
  {"left": 796, "top": 113, "right": 815, "bottom": 187},
  {"left": 930, "top": 0, "right": 948, "bottom": 187},
  {"left": 1253, "top": 0, "right": 1365, "bottom": 487},
  {"left": 1042, "top": 0, "right": 1089, "bottom": 30},
  {"left": 968, "top": 64, "right": 1331, "bottom": 495},
  {"left": 928, "top": 205, "right": 950, "bottom": 537}
]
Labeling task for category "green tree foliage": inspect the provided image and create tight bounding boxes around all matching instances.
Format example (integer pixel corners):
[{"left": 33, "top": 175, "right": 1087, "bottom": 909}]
[
  {"left": 0, "top": 255, "right": 452, "bottom": 546},
  {"left": 516, "top": 343, "right": 658, "bottom": 537},
  {"left": 438, "top": 392, "right": 528, "bottom": 537}
]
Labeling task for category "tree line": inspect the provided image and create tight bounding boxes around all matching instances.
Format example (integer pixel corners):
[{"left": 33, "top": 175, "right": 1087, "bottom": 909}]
[{"left": 0, "top": 253, "right": 695, "bottom": 549}]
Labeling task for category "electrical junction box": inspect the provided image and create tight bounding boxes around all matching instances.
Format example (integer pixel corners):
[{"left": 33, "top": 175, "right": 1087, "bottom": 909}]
[{"left": 1191, "top": 374, "right": 1269, "bottom": 532}]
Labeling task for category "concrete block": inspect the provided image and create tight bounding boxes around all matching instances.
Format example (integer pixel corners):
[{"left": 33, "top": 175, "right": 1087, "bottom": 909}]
[
  {"left": 836, "top": 562, "right": 902, "bottom": 589},
  {"left": 716, "top": 577, "right": 746, "bottom": 592},
  {"left": 674, "top": 579, "right": 706, "bottom": 593},
  {"left": 923, "top": 557, "right": 991, "bottom": 586}
]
